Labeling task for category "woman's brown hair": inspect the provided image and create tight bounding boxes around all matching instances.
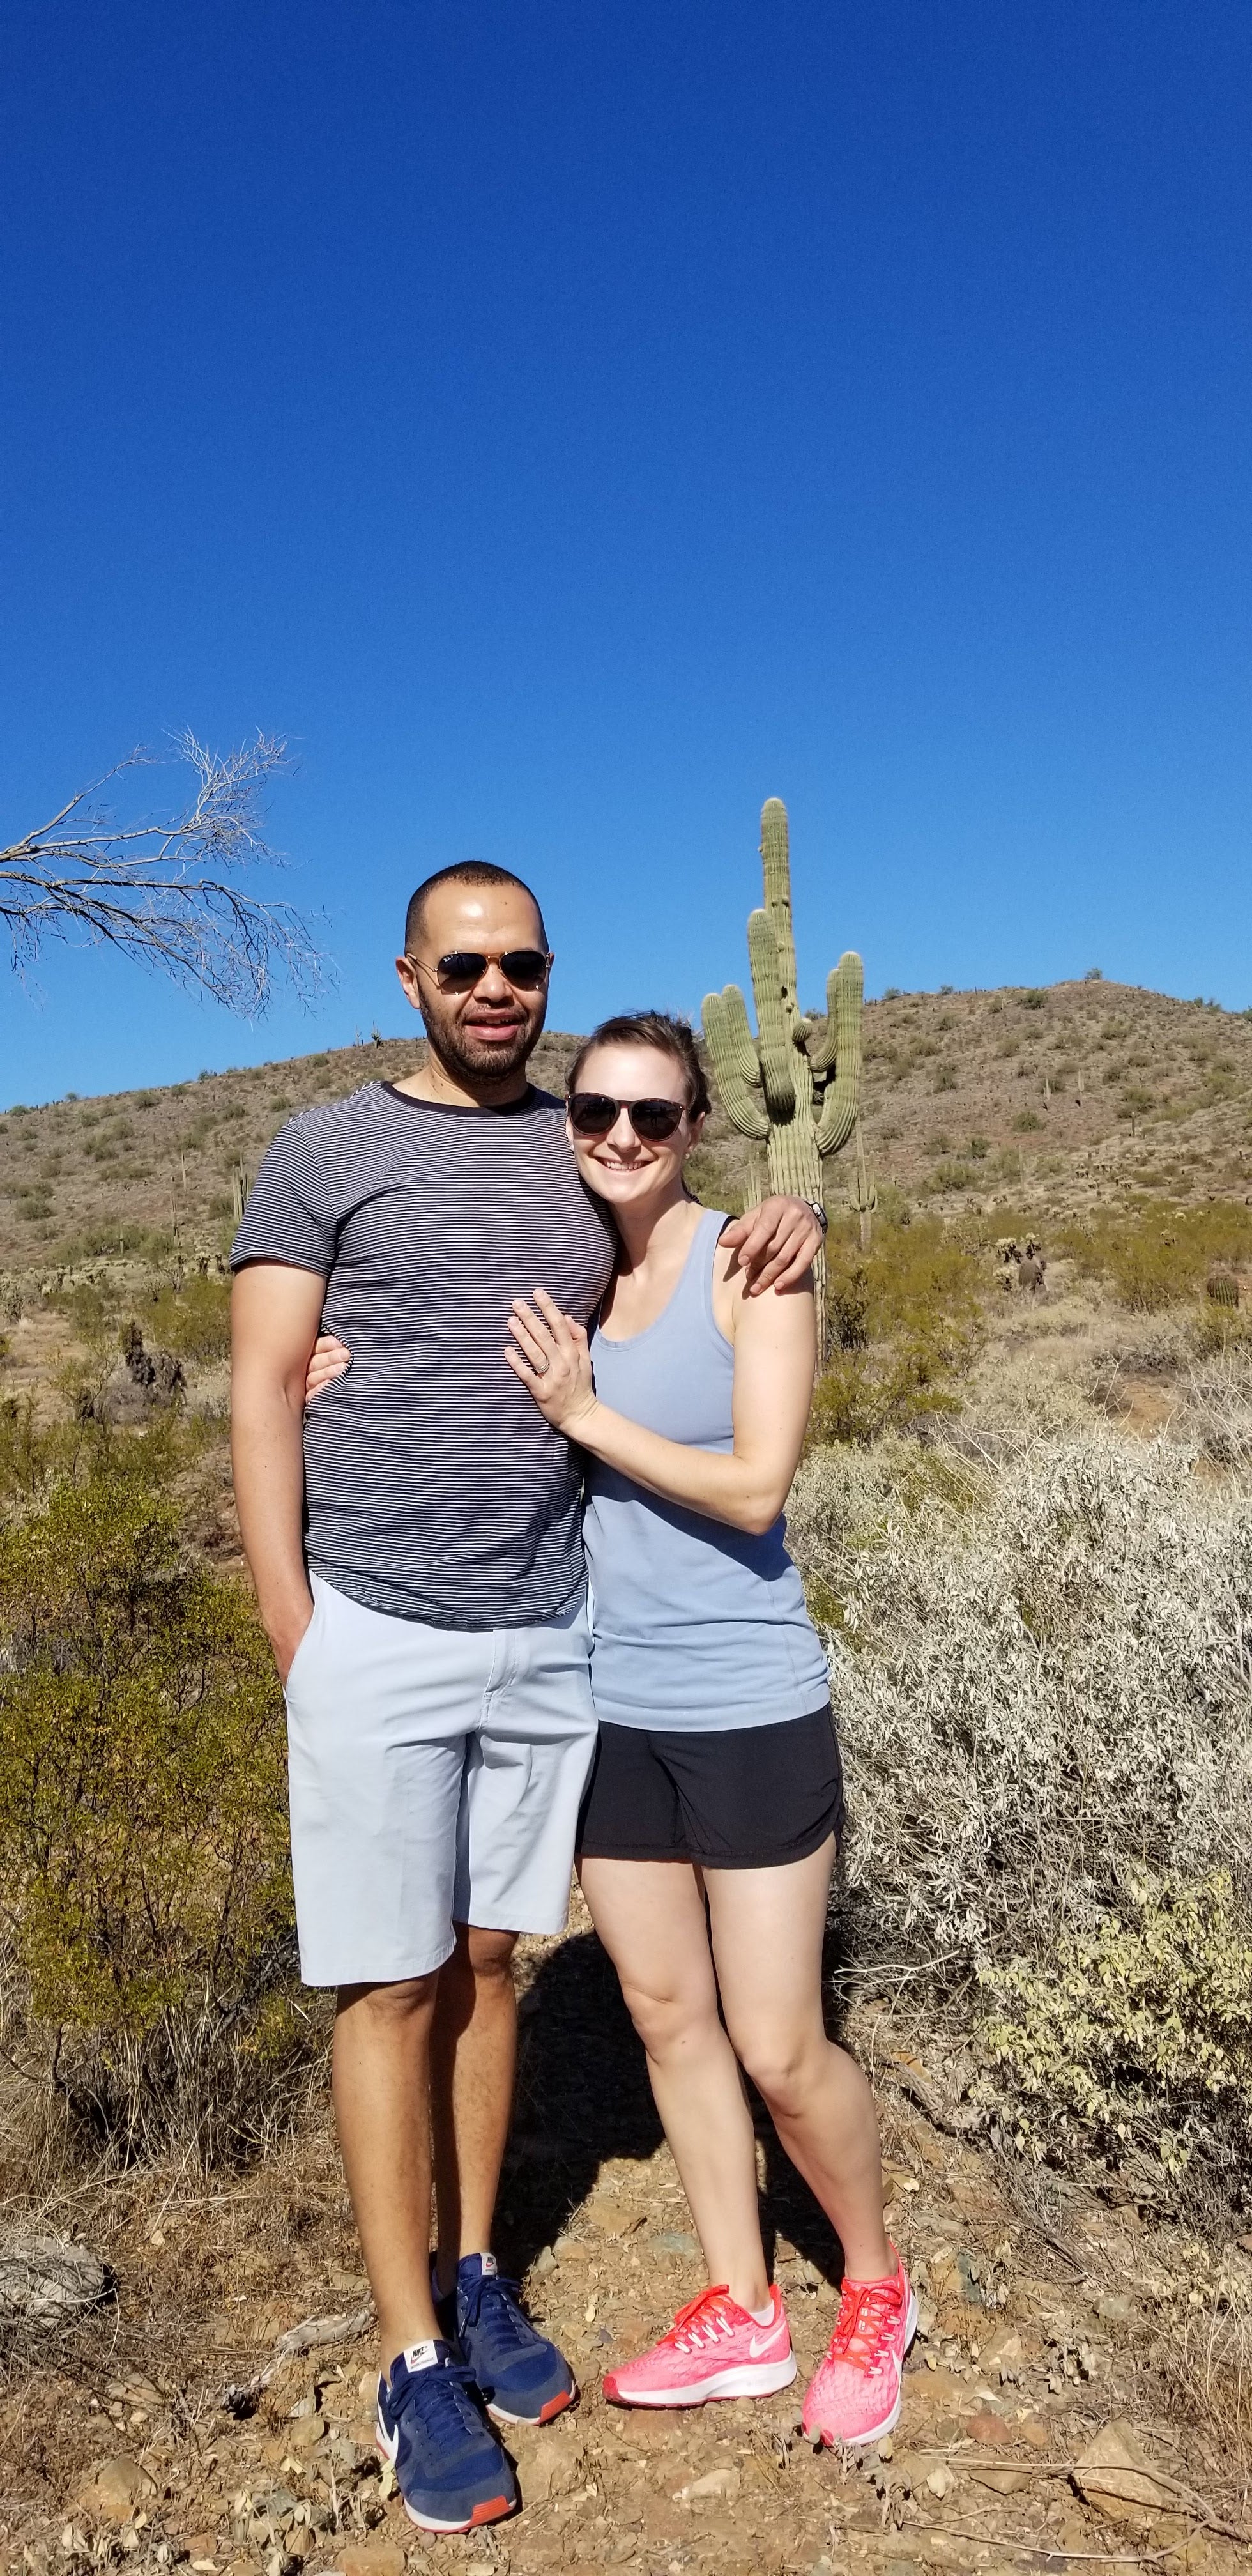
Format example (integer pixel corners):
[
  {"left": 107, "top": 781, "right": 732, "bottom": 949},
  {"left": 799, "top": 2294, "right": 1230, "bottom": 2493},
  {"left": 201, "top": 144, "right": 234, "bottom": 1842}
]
[{"left": 566, "top": 1012, "right": 711, "bottom": 1119}]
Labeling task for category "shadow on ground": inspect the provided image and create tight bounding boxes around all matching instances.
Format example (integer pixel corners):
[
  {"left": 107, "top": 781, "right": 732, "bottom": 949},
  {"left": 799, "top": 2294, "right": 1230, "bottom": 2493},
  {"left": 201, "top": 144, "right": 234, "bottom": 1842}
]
[{"left": 499, "top": 1924, "right": 851, "bottom": 2292}]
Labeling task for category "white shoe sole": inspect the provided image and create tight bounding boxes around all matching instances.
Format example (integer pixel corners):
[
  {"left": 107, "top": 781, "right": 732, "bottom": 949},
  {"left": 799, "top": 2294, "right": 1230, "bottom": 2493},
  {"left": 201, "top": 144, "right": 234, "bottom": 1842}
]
[
  {"left": 607, "top": 2352, "right": 797, "bottom": 2407},
  {"left": 806, "top": 2288, "right": 919, "bottom": 2449}
]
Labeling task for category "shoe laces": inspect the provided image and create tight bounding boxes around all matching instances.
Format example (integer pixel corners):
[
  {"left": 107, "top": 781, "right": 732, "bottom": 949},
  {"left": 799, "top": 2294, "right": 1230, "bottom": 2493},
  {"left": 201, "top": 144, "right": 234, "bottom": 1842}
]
[
  {"left": 460, "top": 2268, "right": 538, "bottom": 2355},
  {"left": 660, "top": 2287, "right": 742, "bottom": 2354},
  {"left": 394, "top": 2356, "right": 487, "bottom": 2444},
  {"left": 827, "top": 2273, "right": 903, "bottom": 2374}
]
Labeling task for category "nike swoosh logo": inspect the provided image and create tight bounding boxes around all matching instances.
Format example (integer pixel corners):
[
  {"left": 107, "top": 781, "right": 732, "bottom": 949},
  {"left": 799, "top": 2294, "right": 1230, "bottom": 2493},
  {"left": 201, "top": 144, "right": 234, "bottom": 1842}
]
[
  {"left": 377, "top": 2418, "right": 400, "bottom": 2464},
  {"left": 749, "top": 2329, "right": 781, "bottom": 2358}
]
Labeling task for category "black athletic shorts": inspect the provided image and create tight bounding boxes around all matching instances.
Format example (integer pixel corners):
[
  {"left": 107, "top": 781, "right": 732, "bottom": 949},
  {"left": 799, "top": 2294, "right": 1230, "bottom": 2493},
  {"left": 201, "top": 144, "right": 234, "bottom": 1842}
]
[{"left": 576, "top": 1705, "right": 844, "bottom": 1871}]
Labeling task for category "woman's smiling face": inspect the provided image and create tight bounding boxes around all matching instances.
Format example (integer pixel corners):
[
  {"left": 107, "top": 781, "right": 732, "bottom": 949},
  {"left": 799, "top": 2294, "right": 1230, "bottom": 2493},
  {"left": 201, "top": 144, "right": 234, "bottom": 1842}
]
[{"left": 566, "top": 1042, "right": 705, "bottom": 1211}]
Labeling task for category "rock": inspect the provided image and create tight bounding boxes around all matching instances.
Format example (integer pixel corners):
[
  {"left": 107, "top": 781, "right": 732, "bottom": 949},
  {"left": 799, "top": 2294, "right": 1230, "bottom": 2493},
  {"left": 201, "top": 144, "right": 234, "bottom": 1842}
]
[
  {"left": 965, "top": 2410, "right": 1014, "bottom": 2446},
  {"left": 79, "top": 2458, "right": 156, "bottom": 2522},
  {"left": 931, "top": 2248, "right": 984, "bottom": 2310},
  {"left": 981, "top": 2326, "right": 1023, "bottom": 2383},
  {"left": 0, "top": 2232, "right": 110, "bottom": 2324},
  {"left": 285, "top": 2411, "right": 325, "bottom": 2453},
  {"left": 970, "top": 2464, "right": 1036, "bottom": 2497},
  {"left": 337, "top": 2549, "right": 406, "bottom": 2576},
  {"left": 924, "top": 2465, "right": 956, "bottom": 2499},
  {"left": 652, "top": 2230, "right": 701, "bottom": 2255},
  {"left": 584, "top": 2193, "right": 643, "bottom": 2237},
  {"left": 678, "top": 2465, "right": 741, "bottom": 2503},
  {"left": 1073, "top": 2421, "right": 1173, "bottom": 2525},
  {"left": 250, "top": 2488, "right": 301, "bottom": 2526},
  {"left": 531, "top": 2244, "right": 558, "bottom": 2276},
  {"left": 1096, "top": 2293, "right": 1133, "bottom": 2322}
]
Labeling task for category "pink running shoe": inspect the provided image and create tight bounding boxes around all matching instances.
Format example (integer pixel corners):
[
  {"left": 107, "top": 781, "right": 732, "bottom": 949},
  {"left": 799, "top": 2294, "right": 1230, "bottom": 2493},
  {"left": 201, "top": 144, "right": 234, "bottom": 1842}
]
[
  {"left": 801, "top": 2255, "right": 916, "bottom": 2448},
  {"left": 603, "top": 2284, "right": 795, "bottom": 2407}
]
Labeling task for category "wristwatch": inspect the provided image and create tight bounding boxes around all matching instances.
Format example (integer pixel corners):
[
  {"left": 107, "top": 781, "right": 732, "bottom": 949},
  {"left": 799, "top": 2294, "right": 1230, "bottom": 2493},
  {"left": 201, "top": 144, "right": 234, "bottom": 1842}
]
[{"left": 804, "top": 1199, "right": 830, "bottom": 1236}]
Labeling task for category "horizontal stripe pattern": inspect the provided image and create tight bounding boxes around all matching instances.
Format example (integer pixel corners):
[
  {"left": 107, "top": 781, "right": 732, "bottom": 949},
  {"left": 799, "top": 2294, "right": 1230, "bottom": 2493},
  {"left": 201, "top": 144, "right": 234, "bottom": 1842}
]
[{"left": 233, "top": 1082, "right": 617, "bottom": 1629}]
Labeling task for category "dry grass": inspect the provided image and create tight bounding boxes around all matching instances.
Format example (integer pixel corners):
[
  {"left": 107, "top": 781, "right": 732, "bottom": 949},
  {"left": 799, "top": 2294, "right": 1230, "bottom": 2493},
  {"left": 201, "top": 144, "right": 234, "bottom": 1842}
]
[{"left": 790, "top": 1323, "right": 1252, "bottom": 2207}]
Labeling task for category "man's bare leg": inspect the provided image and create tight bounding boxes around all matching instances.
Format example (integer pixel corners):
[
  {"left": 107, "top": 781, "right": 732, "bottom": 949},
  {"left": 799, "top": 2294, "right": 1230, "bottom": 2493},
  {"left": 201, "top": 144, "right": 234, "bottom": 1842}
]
[
  {"left": 430, "top": 1924, "right": 519, "bottom": 2299},
  {"left": 333, "top": 1975, "right": 442, "bottom": 2372}
]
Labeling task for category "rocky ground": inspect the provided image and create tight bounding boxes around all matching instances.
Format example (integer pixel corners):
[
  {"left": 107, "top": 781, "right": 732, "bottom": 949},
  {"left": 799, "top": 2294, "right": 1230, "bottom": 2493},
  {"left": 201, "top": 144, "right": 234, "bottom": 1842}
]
[{"left": 3, "top": 1901, "right": 1249, "bottom": 2576}]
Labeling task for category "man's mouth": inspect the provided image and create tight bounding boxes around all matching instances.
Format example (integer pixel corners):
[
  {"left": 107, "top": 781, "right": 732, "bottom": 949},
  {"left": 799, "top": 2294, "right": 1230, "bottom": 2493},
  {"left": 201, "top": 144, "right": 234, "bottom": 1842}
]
[{"left": 465, "top": 1015, "right": 524, "bottom": 1045}]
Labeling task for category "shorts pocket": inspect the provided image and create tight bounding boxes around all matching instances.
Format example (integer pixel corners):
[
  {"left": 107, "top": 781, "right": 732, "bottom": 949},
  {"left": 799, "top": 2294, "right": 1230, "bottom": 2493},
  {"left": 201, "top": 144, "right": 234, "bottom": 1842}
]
[{"left": 283, "top": 1590, "right": 323, "bottom": 1699}]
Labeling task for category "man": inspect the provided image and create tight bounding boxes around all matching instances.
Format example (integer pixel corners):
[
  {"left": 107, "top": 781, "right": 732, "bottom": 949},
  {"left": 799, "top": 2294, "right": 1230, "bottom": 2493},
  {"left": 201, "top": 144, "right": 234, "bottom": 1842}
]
[{"left": 231, "top": 862, "right": 822, "bottom": 2536}]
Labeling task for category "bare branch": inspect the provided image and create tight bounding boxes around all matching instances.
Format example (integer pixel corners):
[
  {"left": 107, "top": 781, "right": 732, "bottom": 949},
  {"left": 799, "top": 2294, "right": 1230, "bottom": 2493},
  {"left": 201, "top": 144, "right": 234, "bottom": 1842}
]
[{"left": 0, "top": 733, "right": 327, "bottom": 1016}]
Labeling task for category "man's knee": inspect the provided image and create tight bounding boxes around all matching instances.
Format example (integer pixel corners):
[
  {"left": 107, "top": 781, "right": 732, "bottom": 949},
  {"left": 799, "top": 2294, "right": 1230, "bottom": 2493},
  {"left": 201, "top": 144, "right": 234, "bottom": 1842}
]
[
  {"left": 452, "top": 1923, "right": 519, "bottom": 1985},
  {"left": 337, "top": 1972, "right": 440, "bottom": 2028}
]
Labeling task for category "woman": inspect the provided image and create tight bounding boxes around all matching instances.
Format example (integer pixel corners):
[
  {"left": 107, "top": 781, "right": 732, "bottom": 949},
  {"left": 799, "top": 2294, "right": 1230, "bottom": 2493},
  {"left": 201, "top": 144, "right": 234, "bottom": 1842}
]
[{"left": 503, "top": 1011, "right": 913, "bottom": 2446}]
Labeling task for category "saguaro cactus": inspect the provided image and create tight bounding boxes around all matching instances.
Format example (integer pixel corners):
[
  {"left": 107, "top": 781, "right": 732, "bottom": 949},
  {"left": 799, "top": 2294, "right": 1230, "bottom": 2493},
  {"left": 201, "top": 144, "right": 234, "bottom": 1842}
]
[
  {"left": 853, "top": 1123, "right": 878, "bottom": 1253},
  {"left": 703, "top": 799, "right": 864, "bottom": 1338}
]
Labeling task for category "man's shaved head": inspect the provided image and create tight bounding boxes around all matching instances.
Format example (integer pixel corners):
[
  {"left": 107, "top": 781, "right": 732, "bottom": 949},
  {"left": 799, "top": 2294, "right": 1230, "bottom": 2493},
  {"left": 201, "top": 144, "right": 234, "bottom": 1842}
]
[{"left": 404, "top": 862, "right": 547, "bottom": 955}]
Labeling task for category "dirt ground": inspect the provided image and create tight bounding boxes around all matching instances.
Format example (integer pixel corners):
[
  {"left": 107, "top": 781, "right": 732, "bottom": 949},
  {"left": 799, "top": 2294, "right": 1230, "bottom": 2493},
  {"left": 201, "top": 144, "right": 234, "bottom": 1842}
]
[{"left": 3, "top": 1892, "right": 1249, "bottom": 2576}]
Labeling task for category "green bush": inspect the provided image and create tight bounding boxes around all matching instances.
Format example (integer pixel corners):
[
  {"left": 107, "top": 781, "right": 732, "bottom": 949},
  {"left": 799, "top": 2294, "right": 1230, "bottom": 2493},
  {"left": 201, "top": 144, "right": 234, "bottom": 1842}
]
[
  {"left": 146, "top": 1271, "right": 232, "bottom": 1362},
  {"left": 979, "top": 1869, "right": 1252, "bottom": 2183},
  {"left": 1060, "top": 1202, "right": 1252, "bottom": 1312},
  {"left": 813, "top": 1220, "right": 984, "bottom": 1444},
  {"left": 0, "top": 1438, "right": 308, "bottom": 2165}
]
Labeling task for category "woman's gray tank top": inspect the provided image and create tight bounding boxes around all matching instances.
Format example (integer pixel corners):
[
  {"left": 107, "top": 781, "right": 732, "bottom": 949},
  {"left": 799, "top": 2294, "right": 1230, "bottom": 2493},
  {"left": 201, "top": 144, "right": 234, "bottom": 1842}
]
[{"left": 581, "top": 1206, "right": 830, "bottom": 1731}]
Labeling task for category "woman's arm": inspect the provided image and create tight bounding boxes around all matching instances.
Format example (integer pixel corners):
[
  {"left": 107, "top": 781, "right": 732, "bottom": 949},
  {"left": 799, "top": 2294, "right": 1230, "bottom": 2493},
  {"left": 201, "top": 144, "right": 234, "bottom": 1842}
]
[{"left": 505, "top": 1276, "right": 816, "bottom": 1537}]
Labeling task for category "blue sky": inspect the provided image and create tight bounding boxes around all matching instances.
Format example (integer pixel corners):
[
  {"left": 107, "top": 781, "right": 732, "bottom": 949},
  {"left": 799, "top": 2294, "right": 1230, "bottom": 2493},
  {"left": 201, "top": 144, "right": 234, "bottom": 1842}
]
[{"left": 3, "top": 0, "right": 1249, "bottom": 1105}]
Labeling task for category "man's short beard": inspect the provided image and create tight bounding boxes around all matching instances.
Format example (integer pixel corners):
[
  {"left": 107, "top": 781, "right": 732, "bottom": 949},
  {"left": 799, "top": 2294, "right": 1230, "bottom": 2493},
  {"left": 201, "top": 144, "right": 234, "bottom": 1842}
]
[{"left": 427, "top": 1012, "right": 540, "bottom": 1086}]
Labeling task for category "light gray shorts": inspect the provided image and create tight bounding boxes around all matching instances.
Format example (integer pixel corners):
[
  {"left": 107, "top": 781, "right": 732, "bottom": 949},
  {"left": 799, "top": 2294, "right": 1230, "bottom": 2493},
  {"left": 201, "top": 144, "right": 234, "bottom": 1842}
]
[{"left": 284, "top": 1575, "right": 597, "bottom": 1987}]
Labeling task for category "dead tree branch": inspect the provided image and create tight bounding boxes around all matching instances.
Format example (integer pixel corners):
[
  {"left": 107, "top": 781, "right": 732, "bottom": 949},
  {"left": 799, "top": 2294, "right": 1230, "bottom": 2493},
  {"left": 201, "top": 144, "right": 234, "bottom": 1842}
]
[{"left": 1, "top": 732, "right": 324, "bottom": 1015}]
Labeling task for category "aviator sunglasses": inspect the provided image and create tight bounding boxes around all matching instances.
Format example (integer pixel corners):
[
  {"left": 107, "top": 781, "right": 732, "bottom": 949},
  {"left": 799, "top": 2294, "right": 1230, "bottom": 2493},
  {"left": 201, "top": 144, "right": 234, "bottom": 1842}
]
[
  {"left": 569, "top": 1091, "right": 687, "bottom": 1141},
  {"left": 410, "top": 947, "right": 552, "bottom": 992}
]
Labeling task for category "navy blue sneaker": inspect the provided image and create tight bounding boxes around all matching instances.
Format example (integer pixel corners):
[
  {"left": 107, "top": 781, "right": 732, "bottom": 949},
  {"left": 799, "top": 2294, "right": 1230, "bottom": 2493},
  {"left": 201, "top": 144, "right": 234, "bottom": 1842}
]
[
  {"left": 436, "top": 2253, "right": 576, "bottom": 2425},
  {"left": 376, "top": 2338, "right": 517, "bottom": 2533}
]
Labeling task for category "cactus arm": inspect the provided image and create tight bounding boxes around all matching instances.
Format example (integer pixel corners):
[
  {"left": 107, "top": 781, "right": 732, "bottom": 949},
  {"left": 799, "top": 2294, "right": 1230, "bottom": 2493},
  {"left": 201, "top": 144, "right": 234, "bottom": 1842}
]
[
  {"left": 747, "top": 909, "right": 796, "bottom": 1118},
  {"left": 710, "top": 981, "right": 761, "bottom": 1087},
  {"left": 814, "top": 951, "right": 864, "bottom": 1156},
  {"left": 806, "top": 965, "right": 842, "bottom": 1073},
  {"left": 702, "top": 991, "right": 770, "bottom": 1140}
]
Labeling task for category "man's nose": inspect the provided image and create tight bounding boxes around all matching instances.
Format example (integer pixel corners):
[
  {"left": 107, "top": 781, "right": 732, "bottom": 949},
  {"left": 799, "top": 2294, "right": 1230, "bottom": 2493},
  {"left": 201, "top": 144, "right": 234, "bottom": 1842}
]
[{"left": 473, "top": 959, "right": 512, "bottom": 1002}]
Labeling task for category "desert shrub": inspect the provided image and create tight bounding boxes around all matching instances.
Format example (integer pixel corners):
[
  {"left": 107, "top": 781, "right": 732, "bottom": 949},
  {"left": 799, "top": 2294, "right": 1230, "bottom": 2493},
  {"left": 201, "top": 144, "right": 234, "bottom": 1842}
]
[
  {"left": 788, "top": 1418, "right": 1252, "bottom": 2200},
  {"left": 1061, "top": 1202, "right": 1252, "bottom": 1311},
  {"left": 813, "top": 1222, "right": 983, "bottom": 1444},
  {"left": 146, "top": 1270, "right": 232, "bottom": 1362},
  {"left": 979, "top": 1868, "right": 1252, "bottom": 2181},
  {"left": 0, "top": 1438, "right": 309, "bottom": 2166}
]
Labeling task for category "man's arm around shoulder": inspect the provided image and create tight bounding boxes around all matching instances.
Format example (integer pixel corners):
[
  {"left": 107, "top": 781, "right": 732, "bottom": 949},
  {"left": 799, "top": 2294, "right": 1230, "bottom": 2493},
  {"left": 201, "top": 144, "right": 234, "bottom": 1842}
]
[{"left": 231, "top": 1261, "right": 328, "bottom": 1682}]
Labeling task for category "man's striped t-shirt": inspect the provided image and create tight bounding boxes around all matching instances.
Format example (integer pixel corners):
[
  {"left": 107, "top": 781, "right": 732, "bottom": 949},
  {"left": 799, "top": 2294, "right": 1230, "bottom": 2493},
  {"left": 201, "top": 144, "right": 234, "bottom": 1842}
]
[{"left": 232, "top": 1082, "right": 617, "bottom": 1631}]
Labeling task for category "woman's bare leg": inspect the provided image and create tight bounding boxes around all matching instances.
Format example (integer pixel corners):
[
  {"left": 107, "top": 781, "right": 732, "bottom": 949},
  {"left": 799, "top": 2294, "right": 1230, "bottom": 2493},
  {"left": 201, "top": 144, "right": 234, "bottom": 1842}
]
[
  {"left": 705, "top": 1838, "right": 893, "bottom": 2283},
  {"left": 579, "top": 1856, "right": 770, "bottom": 2312}
]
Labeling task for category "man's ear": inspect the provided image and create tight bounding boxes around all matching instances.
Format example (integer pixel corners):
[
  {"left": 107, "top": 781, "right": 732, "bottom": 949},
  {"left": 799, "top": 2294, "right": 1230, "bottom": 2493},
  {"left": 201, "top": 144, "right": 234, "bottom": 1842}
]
[{"left": 395, "top": 954, "right": 423, "bottom": 1013}]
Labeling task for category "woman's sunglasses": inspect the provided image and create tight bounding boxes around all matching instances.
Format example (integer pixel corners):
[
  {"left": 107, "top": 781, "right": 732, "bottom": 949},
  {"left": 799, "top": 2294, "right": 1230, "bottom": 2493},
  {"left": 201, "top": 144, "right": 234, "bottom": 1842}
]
[
  {"left": 568, "top": 1092, "right": 687, "bottom": 1141},
  {"left": 413, "top": 948, "right": 551, "bottom": 992}
]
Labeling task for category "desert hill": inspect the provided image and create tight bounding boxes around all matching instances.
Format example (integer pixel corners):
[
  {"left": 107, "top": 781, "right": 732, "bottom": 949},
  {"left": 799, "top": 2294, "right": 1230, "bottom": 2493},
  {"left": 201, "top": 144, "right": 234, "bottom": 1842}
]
[{"left": 2, "top": 976, "right": 1250, "bottom": 1278}]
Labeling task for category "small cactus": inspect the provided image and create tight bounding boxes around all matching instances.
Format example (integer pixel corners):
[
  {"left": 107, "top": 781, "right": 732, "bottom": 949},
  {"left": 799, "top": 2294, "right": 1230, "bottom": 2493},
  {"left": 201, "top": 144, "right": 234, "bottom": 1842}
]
[
  {"left": 703, "top": 799, "right": 863, "bottom": 1349},
  {"left": 1206, "top": 1268, "right": 1239, "bottom": 1309},
  {"left": 852, "top": 1123, "right": 878, "bottom": 1253},
  {"left": 231, "top": 1162, "right": 252, "bottom": 1227}
]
